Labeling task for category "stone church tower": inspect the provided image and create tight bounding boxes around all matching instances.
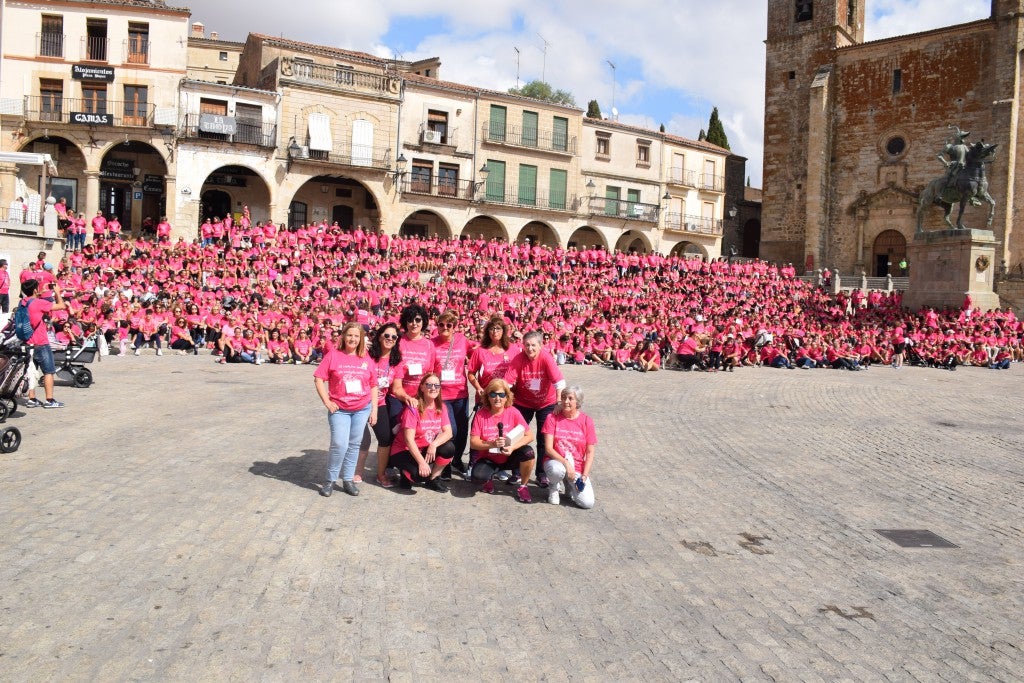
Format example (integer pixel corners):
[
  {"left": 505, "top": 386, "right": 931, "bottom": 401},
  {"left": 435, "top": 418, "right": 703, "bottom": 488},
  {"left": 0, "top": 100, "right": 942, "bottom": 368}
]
[{"left": 762, "top": 0, "right": 1024, "bottom": 276}]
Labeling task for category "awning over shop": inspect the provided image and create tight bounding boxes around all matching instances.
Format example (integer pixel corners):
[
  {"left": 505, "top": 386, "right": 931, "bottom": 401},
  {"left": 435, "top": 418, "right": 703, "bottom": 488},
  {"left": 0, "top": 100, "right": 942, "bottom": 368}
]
[{"left": 0, "top": 151, "right": 58, "bottom": 175}]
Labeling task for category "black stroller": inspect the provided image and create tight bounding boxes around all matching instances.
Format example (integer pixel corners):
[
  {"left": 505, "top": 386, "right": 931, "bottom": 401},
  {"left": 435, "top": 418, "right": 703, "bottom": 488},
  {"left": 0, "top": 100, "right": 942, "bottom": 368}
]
[
  {"left": 0, "top": 343, "right": 28, "bottom": 452},
  {"left": 52, "top": 332, "right": 98, "bottom": 388}
]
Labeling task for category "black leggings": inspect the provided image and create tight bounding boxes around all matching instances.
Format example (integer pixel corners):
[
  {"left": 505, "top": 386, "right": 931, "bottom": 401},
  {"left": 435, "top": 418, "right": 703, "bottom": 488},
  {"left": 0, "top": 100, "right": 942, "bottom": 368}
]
[
  {"left": 470, "top": 445, "right": 536, "bottom": 482},
  {"left": 390, "top": 442, "right": 457, "bottom": 483},
  {"left": 360, "top": 402, "right": 396, "bottom": 450}
]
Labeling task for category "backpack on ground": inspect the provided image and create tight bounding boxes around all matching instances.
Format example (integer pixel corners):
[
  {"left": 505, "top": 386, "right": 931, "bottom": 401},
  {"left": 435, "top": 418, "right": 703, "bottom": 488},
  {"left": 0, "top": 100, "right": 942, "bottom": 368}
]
[{"left": 13, "top": 298, "right": 35, "bottom": 342}]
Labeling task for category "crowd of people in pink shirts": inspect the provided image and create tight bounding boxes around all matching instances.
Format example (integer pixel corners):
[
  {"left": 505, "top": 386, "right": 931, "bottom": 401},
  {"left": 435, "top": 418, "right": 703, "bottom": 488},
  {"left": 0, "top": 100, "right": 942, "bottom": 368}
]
[{"left": 32, "top": 213, "right": 1021, "bottom": 374}]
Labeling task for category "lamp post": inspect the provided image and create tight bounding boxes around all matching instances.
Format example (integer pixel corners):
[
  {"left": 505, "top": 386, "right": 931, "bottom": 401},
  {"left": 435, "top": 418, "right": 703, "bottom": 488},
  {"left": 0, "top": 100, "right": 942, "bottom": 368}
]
[{"left": 473, "top": 162, "right": 490, "bottom": 199}]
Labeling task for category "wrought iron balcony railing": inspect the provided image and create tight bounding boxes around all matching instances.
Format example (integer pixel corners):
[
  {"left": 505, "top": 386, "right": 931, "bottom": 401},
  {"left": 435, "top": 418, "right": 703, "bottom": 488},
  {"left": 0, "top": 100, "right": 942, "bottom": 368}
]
[
  {"left": 698, "top": 173, "right": 725, "bottom": 192},
  {"left": 82, "top": 36, "right": 109, "bottom": 62},
  {"left": 400, "top": 177, "right": 475, "bottom": 200},
  {"left": 663, "top": 212, "right": 724, "bottom": 235},
  {"left": 24, "top": 96, "right": 154, "bottom": 127},
  {"left": 180, "top": 113, "right": 277, "bottom": 147},
  {"left": 37, "top": 32, "right": 64, "bottom": 58},
  {"left": 288, "top": 138, "right": 392, "bottom": 171},
  {"left": 481, "top": 183, "right": 576, "bottom": 211},
  {"left": 587, "top": 196, "right": 660, "bottom": 223},
  {"left": 481, "top": 121, "right": 577, "bottom": 155},
  {"left": 125, "top": 38, "right": 149, "bottom": 65},
  {"left": 667, "top": 168, "right": 698, "bottom": 187}
]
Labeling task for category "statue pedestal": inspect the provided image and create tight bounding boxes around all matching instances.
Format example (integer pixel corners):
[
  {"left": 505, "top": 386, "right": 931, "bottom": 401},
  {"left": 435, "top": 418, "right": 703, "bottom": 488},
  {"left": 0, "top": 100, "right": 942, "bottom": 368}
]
[{"left": 904, "top": 229, "right": 1000, "bottom": 312}]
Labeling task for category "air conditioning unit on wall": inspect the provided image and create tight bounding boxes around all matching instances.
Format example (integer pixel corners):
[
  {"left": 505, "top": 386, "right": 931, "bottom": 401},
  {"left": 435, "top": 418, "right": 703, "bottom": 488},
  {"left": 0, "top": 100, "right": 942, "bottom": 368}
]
[{"left": 422, "top": 129, "right": 442, "bottom": 144}]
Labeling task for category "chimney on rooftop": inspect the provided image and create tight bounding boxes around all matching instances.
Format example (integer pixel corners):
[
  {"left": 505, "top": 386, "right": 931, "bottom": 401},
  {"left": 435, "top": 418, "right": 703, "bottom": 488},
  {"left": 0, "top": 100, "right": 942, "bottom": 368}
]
[{"left": 191, "top": 22, "right": 205, "bottom": 39}]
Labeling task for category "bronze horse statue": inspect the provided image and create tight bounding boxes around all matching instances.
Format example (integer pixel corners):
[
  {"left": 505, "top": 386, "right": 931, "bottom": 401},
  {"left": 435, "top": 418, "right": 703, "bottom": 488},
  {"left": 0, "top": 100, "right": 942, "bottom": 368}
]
[{"left": 916, "top": 141, "right": 997, "bottom": 233}]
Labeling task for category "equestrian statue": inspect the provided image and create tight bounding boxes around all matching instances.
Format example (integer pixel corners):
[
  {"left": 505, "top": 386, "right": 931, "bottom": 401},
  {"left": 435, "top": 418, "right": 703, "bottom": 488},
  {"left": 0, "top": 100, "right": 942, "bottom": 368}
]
[{"left": 916, "top": 125, "right": 997, "bottom": 233}]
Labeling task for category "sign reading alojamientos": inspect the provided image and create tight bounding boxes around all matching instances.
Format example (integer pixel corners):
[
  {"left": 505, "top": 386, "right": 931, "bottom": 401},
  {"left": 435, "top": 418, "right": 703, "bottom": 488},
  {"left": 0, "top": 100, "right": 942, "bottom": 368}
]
[{"left": 71, "top": 64, "right": 115, "bottom": 82}]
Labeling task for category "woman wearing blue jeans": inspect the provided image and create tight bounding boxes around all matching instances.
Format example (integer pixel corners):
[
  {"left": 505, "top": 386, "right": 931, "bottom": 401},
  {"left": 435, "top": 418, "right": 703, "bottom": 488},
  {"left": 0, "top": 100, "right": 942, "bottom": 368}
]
[{"left": 314, "top": 323, "right": 378, "bottom": 497}]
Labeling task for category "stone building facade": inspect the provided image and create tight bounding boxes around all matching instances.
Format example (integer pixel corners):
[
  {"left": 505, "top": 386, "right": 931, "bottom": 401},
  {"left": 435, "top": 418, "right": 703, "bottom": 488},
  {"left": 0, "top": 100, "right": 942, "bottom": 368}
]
[{"left": 762, "top": 0, "right": 1024, "bottom": 275}]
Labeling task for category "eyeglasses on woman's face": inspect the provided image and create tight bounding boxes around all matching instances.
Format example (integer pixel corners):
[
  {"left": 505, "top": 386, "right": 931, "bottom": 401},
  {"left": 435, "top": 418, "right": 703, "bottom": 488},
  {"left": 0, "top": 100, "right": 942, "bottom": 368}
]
[
  {"left": 381, "top": 333, "right": 399, "bottom": 341},
  {"left": 440, "top": 322, "right": 455, "bottom": 329},
  {"left": 488, "top": 391, "right": 507, "bottom": 399},
  {"left": 424, "top": 382, "right": 441, "bottom": 390}
]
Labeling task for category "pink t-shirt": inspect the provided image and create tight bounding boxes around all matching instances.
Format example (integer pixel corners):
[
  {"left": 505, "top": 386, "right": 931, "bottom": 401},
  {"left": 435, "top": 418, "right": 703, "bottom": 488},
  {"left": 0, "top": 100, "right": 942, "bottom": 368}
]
[
  {"left": 542, "top": 412, "right": 597, "bottom": 470},
  {"left": 432, "top": 333, "right": 470, "bottom": 401},
  {"left": 506, "top": 350, "right": 564, "bottom": 410},
  {"left": 372, "top": 357, "right": 405, "bottom": 407},
  {"left": 398, "top": 336, "right": 437, "bottom": 396},
  {"left": 313, "top": 349, "right": 376, "bottom": 411},
  {"left": 468, "top": 345, "right": 515, "bottom": 391},
  {"left": 470, "top": 406, "right": 529, "bottom": 464},
  {"left": 26, "top": 297, "right": 54, "bottom": 346},
  {"left": 391, "top": 403, "right": 450, "bottom": 455}
]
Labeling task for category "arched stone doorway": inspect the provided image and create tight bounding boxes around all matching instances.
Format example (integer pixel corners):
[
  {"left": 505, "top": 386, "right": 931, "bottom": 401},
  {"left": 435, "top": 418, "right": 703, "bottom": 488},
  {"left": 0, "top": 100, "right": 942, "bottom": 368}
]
[
  {"left": 17, "top": 136, "right": 87, "bottom": 220},
  {"left": 568, "top": 226, "right": 607, "bottom": 250},
  {"left": 517, "top": 221, "right": 558, "bottom": 247},
  {"left": 399, "top": 210, "right": 451, "bottom": 239},
  {"left": 462, "top": 215, "right": 507, "bottom": 242},
  {"left": 742, "top": 218, "right": 761, "bottom": 257},
  {"left": 200, "top": 165, "right": 271, "bottom": 226},
  {"left": 669, "top": 241, "right": 708, "bottom": 259},
  {"left": 100, "top": 139, "right": 168, "bottom": 233},
  {"left": 614, "top": 230, "right": 651, "bottom": 254},
  {"left": 872, "top": 229, "right": 907, "bottom": 276},
  {"left": 289, "top": 175, "right": 379, "bottom": 230}
]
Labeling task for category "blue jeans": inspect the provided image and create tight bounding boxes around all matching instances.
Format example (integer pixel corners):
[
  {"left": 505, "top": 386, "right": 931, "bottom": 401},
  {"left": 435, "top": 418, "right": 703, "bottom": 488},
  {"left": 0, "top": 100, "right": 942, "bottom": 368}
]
[{"left": 325, "top": 403, "right": 372, "bottom": 483}]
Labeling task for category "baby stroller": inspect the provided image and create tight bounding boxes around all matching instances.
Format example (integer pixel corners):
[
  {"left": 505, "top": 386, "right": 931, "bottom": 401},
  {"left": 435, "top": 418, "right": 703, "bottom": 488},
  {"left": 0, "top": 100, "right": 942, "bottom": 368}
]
[
  {"left": 52, "top": 332, "right": 98, "bottom": 388},
  {"left": 0, "top": 343, "right": 28, "bottom": 452}
]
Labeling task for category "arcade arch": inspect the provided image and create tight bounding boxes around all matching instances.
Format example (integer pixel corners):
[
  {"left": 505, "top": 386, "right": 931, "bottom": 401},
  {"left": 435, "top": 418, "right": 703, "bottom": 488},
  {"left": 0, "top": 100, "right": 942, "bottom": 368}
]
[
  {"left": 614, "top": 230, "right": 652, "bottom": 254},
  {"left": 461, "top": 215, "right": 507, "bottom": 242},
  {"left": 199, "top": 165, "right": 271, "bottom": 227},
  {"left": 517, "top": 220, "right": 559, "bottom": 248},
  {"left": 669, "top": 241, "right": 708, "bottom": 259},
  {"left": 567, "top": 226, "right": 607, "bottom": 250},
  {"left": 399, "top": 209, "right": 452, "bottom": 239},
  {"left": 871, "top": 229, "right": 907, "bottom": 276},
  {"left": 288, "top": 175, "right": 379, "bottom": 229}
]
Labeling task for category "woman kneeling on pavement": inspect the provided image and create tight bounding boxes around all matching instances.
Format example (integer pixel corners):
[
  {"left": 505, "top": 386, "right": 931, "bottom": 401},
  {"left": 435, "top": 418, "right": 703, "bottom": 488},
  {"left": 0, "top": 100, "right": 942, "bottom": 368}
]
[
  {"left": 469, "top": 378, "right": 536, "bottom": 503},
  {"left": 389, "top": 373, "right": 455, "bottom": 492},
  {"left": 542, "top": 386, "right": 597, "bottom": 509}
]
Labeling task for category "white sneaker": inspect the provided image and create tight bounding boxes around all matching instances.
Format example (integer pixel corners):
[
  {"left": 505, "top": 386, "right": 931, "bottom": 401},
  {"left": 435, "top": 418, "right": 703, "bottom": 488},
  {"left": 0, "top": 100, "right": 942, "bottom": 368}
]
[
  {"left": 556, "top": 480, "right": 565, "bottom": 494},
  {"left": 134, "top": 349, "right": 140, "bottom": 356},
  {"left": 548, "top": 490, "right": 560, "bottom": 505},
  {"left": 156, "top": 348, "right": 163, "bottom": 356}
]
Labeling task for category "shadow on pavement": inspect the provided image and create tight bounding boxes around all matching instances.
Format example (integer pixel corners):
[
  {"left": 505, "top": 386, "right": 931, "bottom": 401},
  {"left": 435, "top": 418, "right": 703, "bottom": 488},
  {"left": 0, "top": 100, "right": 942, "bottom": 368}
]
[{"left": 250, "top": 449, "right": 324, "bottom": 490}]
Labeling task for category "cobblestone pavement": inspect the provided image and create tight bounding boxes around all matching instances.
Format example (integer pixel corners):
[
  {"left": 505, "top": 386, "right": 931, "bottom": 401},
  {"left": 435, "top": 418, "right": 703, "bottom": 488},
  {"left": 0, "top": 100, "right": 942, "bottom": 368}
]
[{"left": 0, "top": 356, "right": 1022, "bottom": 681}]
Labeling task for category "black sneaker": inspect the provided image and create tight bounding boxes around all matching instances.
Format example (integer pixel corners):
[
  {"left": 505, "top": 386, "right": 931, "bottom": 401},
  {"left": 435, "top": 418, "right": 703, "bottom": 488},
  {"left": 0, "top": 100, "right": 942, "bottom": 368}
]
[
  {"left": 424, "top": 478, "right": 449, "bottom": 493},
  {"left": 24, "top": 398, "right": 41, "bottom": 408},
  {"left": 319, "top": 482, "right": 333, "bottom": 497},
  {"left": 341, "top": 480, "right": 359, "bottom": 496}
]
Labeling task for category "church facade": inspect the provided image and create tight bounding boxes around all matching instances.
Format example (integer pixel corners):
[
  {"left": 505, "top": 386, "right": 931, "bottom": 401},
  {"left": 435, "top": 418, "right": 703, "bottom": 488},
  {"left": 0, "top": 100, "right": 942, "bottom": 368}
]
[{"left": 762, "top": 0, "right": 1024, "bottom": 276}]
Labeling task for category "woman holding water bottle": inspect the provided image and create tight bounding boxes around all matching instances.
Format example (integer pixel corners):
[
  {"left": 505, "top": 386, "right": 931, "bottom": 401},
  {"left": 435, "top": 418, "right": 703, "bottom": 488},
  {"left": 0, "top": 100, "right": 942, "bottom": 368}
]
[{"left": 542, "top": 385, "right": 597, "bottom": 509}]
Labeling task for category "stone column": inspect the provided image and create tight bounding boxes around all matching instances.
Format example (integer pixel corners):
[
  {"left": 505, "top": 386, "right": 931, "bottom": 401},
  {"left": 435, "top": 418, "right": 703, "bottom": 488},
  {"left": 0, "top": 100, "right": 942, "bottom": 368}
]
[
  {"left": 83, "top": 171, "right": 100, "bottom": 218},
  {"left": 903, "top": 229, "right": 1000, "bottom": 312}
]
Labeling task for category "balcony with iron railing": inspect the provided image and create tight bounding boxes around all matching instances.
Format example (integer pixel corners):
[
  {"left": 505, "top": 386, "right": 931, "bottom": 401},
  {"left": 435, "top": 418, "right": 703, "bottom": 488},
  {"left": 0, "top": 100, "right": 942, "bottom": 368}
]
[
  {"left": 125, "top": 37, "right": 149, "bottom": 65},
  {"left": 481, "top": 184, "right": 576, "bottom": 212},
  {"left": 24, "top": 96, "right": 155, "bottom": 127},
  {"left": 698, "top": 173, "right": 726, "bottom": 193},
  {"left": 288, "top": 138, "right": 392, "bottom": 171},
  {"left": 400, "top": 176, "right": 475, "bottom": 200},
  {"left": 180, "top": 113, "right": 277, "bottom": 147},
  {"left": 37, "top": 32, "right": 65, "bottom": 58},
  {"left": 481, "top": 121, "right": 577, "bottom": 155},
  {"left": 663, "top": 212, "right": 724, "bottom": 235},
  {"left": 587, "top": 196, "right": 660, "bottom": 223},
  {"left": 667, "top": 168, "right": 699, "bottom": 187},
  {"left": 280, "top": 57, "right": 402, "bottom": 99},
  {"left": 82, "top": 36, "right": 109, "bottom": 62}
]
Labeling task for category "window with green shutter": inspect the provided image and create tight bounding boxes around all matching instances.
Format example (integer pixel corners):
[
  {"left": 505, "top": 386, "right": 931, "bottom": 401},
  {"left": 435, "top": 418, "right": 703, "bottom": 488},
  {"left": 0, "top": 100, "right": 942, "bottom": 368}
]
[
  {"left": 605, "top": 186, "right": 620, "bottom": 216},
  {"left": 486, "top": 159, "right": 505, "bottom": 201},
  {"left": 552, "top": 116, "right": 568, "bottom": 152},
  {"left": 522, "top": 111, "right": 538, "bottom": 147},
  {"left": 518, "top": 164, "right": 537, "bottom": 206},
  {"left": 549, "top": 169, "right": 567, "bottom": 209},
  {"left": 627, "top": 189, "right": 641, "bottom": 218},
  {"left": 489, "top": 105, "right": 506, "bottom": 142}
]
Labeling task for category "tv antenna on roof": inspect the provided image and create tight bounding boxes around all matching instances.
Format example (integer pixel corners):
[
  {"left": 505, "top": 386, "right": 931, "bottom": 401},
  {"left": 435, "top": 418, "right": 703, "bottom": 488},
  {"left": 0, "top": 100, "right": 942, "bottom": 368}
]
[
  {"left": 538, "top": 33, "right": 550, "bottom": 82},
  {"left": 607, "top": 60, "right": 617, "bottom": 117},
  {"left": 514, "top": 46, "right": 521, "bottom": 89}
]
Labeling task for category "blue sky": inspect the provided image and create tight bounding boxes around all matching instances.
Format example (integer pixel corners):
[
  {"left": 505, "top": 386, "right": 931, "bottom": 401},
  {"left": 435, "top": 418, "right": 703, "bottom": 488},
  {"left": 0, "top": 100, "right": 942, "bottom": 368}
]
[{"left": 192, "top": 0, "right": 992, "bottom": 186}]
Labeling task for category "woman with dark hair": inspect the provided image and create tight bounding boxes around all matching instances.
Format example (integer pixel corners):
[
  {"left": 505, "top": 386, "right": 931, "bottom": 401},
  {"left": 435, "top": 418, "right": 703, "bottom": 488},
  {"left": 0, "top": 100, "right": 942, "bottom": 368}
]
[
  {"left": 388, "top": 373, "right": 454, "bottom": 492},
  {"left": 469, "top": 378, "right": 536, "bottom": 503},
  {"left": 314, "top": 322, "right": 378, "bottom": 497},
  {"left": 355, "top": 323, "right": 407, "bottom": 487},
  {"left": 397, "top": 303, "right": 437, "bottom": 404},
  {"left": 467, "top": 315, "right": 516, "bottom": 405}
]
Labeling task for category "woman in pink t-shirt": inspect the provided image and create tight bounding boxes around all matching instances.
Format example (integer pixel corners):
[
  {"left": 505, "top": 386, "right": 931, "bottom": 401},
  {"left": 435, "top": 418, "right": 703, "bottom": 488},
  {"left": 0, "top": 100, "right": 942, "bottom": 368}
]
[
  {"left": 468, "top": 378, "right": 536, "bottom": 503},
  {"left": 356, "top": 323, "right": 406, "bottom": 487},
  {"left": 432, "top": 309, "right": 472, "bottom": 478},
  {"left": 388, "top": 372, "right": 454, "bottom": 492},
  {"left": 314, "top": 322, "right": 378, "bottom": 497},
  {"left": 506, "top": 330, "right": 565, "bottom": 489},
  {"left": 397, "top": 303, "right": 437, "bottom": 400},
  {"left": 542, "top": 386, "right": 597, "bottom": 509},
  {"left": 467, "top": 316, "right": 516, "bottom": 405}
]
